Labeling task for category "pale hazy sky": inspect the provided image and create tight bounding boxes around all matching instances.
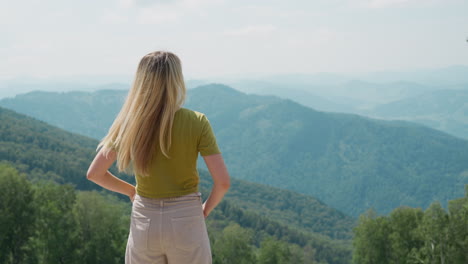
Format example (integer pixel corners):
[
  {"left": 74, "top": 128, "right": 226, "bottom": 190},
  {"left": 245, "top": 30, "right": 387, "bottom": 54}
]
[{"left": 1, "top": 0, "right": 467, "bottom": 80}]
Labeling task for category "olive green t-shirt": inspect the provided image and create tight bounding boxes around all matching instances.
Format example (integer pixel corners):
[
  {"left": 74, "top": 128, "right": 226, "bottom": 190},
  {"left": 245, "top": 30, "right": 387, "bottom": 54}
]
[{"left": 135, "top": 108, "right": 221, "bottom": 198}]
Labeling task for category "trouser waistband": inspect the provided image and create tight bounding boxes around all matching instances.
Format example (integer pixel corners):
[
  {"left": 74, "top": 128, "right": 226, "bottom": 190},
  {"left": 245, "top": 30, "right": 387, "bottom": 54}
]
[{"left": 136, "top": 192, "right": 201, "bottom": 202}]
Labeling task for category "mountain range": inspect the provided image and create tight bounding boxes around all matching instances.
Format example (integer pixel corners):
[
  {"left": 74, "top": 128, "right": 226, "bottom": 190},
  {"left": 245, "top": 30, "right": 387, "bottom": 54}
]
[
  {"left": 2, "top": 84, "right": 467, "bottom": 217},
  {"left": 221, "top": 78, "right": 468, "bottom": 140}
]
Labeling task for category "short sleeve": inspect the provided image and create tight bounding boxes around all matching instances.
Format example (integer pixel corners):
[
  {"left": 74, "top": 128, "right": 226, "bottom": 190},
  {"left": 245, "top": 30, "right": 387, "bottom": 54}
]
[{"left": 198, "top": 115, "right": 221, "bottom": 156}]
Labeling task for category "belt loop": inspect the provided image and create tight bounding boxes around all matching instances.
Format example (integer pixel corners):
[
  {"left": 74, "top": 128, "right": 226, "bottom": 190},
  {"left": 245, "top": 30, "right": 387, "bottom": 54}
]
[{"left": 160, "top": 200, "right": 163, "bottom": 207}]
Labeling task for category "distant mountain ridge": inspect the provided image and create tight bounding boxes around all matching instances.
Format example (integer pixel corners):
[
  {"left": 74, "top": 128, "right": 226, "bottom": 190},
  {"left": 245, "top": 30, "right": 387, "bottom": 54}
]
[
  {"left": 252, "top": 65, "right": 468, "bottom": 86},
  {"left": 2, "top": 84, "right": 468, "bottom": 217},
  {"left": 223, "top": 77, "right": 468, "bottom": 140}
]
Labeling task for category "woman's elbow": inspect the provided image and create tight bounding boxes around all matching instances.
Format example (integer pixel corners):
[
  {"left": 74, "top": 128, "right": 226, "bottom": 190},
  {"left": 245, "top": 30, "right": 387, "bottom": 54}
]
[
  {"left": 86, "top": 171, "right": 95, "bottom": 181},
  {"left": 218, "top": 177, "right": 231, "bottom": 190},
  {"left": 86, "top": 169, "right": 101, "bottom": 181},
  {"left": 222, "top": 182, "right": 230, "bottom": 191}
]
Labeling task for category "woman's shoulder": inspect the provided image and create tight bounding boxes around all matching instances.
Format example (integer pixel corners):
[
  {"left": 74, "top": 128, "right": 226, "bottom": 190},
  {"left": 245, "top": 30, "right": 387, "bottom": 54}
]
[{"left": 177, "top": 107, "right": 208, "bottom": 120}]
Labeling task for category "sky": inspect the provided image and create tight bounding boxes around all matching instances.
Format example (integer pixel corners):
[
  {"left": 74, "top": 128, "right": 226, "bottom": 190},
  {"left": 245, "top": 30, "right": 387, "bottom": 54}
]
[{"left": 1, "top": 0, "right": 467, "bottom": 81}]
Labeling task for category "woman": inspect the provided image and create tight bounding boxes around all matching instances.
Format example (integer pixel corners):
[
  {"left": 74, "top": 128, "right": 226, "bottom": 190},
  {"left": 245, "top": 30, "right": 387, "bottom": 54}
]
[{"left": 86, "top": 51, "right": 230, "bottom": 264}]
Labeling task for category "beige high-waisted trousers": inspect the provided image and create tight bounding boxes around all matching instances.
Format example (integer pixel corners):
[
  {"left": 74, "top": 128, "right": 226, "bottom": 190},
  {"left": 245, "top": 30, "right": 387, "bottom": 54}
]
[{"left": 125, "top": 192, "right": 212, "bottom": 264}]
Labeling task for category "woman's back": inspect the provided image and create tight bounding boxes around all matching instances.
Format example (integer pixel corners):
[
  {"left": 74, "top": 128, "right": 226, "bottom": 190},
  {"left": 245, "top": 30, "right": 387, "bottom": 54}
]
[
  {"left": 87, "top": 51, "right": 230, "bottom": 264},
  {"left": 136, "top": 107, "right": 220, "bottom": 198}
]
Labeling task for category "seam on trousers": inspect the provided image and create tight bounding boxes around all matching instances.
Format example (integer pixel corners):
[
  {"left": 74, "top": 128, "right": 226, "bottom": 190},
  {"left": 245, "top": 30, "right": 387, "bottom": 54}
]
[{"left": 160, "top": 200, "right": 164, "bottom": 253}]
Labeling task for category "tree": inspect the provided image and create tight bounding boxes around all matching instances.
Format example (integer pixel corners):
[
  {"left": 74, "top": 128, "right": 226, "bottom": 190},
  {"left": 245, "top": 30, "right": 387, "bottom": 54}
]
[
  {"left": 352, "top": 209, "right": 391, "bottom": 264},
  {"left": 0, "top": 163, "right": 36, "bottom": 264},
  {"left": 387, "top": 206, "right": 424, "bottom": 263},
  {"left": 213, "top": 223, "right": 256, "bottom": 264},
  {"left": 446, "top": 185, "right": 468, "bottom": 263},
  {"left": 73, "top": 191, "right": 129, "bottom": 264},
  {"left": 417, "top": 202, "right": 449, "bottom": 264},
  {"left": 29, "top": 182, "right": 80, "bottom": 264},
  {"left": 258, "top": 237, "right": 292, "bottom": 264}
]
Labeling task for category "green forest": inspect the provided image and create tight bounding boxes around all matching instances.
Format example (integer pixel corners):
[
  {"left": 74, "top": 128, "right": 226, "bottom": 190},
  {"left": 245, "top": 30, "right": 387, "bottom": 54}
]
[{"left": 2, "top": 163, "right": 467, "bottom": 264}]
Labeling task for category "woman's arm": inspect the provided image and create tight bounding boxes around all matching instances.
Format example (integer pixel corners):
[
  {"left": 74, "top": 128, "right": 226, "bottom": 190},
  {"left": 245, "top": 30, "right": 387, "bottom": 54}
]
[
  {"left": 202, "top": 153, "right": 230, "bottom": 218},
  {"left": 86, "top": 147, "right": 136, "bottom": 202}
]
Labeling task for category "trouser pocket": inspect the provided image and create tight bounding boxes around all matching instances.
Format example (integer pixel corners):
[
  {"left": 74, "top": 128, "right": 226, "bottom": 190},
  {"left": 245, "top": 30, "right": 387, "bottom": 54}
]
[
  {"left": 129, "top": 210, "right": 150, "bottom": 251},
  {"left": 171, "top": 214, "right": 206, "bottom": 251}
]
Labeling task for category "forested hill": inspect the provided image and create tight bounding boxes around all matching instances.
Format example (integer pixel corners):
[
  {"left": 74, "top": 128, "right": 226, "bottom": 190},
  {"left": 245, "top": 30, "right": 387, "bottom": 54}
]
[
  {"left": 0, "top": 89, "right": 125, "bottom": 140},
  {"left": 0, "top": 105, "right": 100, "bottom": 190},
  {"left": 189, "top": 85, "right": 468, "bottom": 216},
  {"left": 199, "top": 170, "right": 354, "bottom": 239},
  {"left": 2, "top": 85, "right": 468, "bottom": 217},
  {"left": 0, "top": 106, "right": 353, "bottom": 263}
]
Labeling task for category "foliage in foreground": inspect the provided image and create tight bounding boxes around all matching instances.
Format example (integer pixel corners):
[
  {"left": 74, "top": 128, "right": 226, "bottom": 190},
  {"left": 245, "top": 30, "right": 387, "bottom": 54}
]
[{"left": 353, "top": 185, "right": 468, "bottom": 264}]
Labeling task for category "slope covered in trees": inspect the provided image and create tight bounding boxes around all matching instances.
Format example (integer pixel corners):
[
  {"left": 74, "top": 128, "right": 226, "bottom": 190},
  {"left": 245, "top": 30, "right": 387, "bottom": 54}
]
[
  {"left": 0, "top": 89, "right": 125, "bottom": 139},
  {"left": 3, "top": 85, "right": 467, "bottom": 216},
  {"left": 0, "top": 106, "right": 352, "bottom": 263},
  {"left": 185, "top": 84, "right": 468, "bottom": 216},
  {"left": 199, "top": 170, "right": 354, "bottom": 240},
  {"left": 0, "top": 106, "right": 102, "bottom": 189}
]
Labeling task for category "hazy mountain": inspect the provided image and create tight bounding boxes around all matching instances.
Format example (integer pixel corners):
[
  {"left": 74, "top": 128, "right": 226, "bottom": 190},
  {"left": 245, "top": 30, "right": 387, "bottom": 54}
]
[
  {"left": 369, "top": 89, "right": 468, "bottom": 140},
  {"left": 2, "top": 84, "right": 468, "bottom": 217},
  {"left": 222, "top": 78, "right": 468, "bottom": 140},
  {"left": 218, "top": 66, "right": 468, "bottom": 115},
  {"left": 222, "top": 79, "right": 450, "bottom": 114},
  {"left": 255, "top": 65, "right": 468, "bottom": 87},
  {"left": 260, "top": 72, "right": 352, "bottom": 87},
  {"left": 0, "top": 89, "right": 127, "bottom": 139},
  {"left": 224, "top": 80, "right": 356, "bottom": 113},
  {"left": 186, "top": 79, "right": 210, "bottom": 89},
  {"left": 0, "top": 78, "right": 208, "bottom": 99},
  {"left": 0, "top": 79, "right": 129, "bottom": 99},
  {"left": 359, "top": 65, "right": 468, "bottom": 86},
  {"left": 324, "top": 80, "right": 435, "bottom": 105}
]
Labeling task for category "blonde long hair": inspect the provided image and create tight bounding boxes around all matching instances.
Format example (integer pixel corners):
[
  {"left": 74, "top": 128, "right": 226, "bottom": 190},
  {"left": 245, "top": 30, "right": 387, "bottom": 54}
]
[{"left": 97, "top": 51, "right": 186, "bottom": 176}]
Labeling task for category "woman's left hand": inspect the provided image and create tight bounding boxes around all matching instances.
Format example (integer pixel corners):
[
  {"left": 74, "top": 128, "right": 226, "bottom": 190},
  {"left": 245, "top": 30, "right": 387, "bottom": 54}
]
[{"left": 129, "top": 187, "right": 136, "bottom": 203}]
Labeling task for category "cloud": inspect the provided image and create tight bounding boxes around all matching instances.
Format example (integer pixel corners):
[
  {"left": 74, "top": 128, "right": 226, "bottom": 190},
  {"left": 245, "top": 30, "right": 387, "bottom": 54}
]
[
  {"left": 119, "top": 0, "right": 135, "bottom": 8},
  {"left": 178, "top": 0, "right": 224, "bottom": 8},
  {"left": 121, "top": 0, "right": 223, "bottom": 9},
  {"left": 285, "top": 27, "right": 341, "bottom": 49},
  {"left": 118, "top": 0, "right": 224, "bottom": 24},
  {"left": 120, "top": 0, "right": 169, "bottom": 8},
  {"left": 136, "top": 5, "right": 181, "bottom": 24},
  {"left": 353, "top": 0, "right": 447, "bottom": 8},
  {"left": 368, "top": 0, "right": 413, "bottom": 8},
  {"left": 101, "top": 10, "right": 129, "bottom": 24},
  {"left": 224, "top": 25, "right": 276, "bottom": 37}
]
